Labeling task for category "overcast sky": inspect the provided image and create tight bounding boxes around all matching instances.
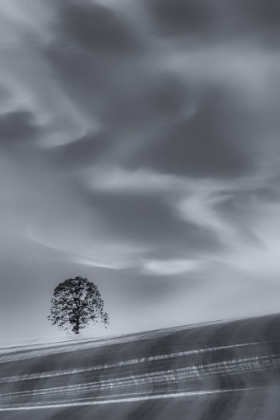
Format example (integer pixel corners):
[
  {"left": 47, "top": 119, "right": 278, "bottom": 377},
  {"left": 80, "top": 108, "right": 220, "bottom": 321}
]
[{"left": 1, "top": 0, "right": 280, "bottom": 340}]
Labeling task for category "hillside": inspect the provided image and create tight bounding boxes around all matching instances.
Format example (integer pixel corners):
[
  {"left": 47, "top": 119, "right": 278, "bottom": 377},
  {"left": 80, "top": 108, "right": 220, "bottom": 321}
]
[{"left": 1, "top": 314, "right": 280, "bottom": 419}]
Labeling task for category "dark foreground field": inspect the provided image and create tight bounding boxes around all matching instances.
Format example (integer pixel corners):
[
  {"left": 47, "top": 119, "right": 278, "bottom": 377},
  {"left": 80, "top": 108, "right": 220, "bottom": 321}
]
[{"left": 1, "top": 314, "right": 280, "bottom": 419}]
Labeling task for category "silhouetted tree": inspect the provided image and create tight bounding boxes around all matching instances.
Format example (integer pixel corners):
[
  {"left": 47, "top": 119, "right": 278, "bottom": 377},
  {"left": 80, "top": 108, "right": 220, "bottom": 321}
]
[{"left": 48, "top": 276, "right": 109, "bottom": 334}]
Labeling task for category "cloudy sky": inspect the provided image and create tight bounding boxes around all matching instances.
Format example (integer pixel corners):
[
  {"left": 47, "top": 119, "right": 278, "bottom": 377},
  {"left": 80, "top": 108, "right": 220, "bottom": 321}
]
[{"left": 1, "top": 0, "right": 280, "bottom": 340}]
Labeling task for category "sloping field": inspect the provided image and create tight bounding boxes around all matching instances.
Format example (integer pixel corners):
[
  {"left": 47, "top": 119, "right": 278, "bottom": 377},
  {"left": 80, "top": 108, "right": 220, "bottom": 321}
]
[{"left": 1, "top": 314, "right": 280, "bottom": 419}]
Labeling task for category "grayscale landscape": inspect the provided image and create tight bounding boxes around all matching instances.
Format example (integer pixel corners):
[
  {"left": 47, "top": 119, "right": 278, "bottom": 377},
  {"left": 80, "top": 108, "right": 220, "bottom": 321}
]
[
  {"left": 1, "top": 0, "right": 280, "bottom": 418},
  {"left": 1, "top": 313, "right": 280, "bottom": 419}
]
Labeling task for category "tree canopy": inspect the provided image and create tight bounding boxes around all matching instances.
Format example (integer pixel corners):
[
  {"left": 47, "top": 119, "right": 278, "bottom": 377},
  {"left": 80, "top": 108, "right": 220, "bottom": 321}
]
[{"left": 48, "top": 276, "right": 109, "bottom": 334}]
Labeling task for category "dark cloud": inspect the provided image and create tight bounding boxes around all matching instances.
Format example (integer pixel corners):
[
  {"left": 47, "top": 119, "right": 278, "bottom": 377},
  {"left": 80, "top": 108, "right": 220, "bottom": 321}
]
[
  {"left": 144, "top": 0, "right": 213, "bottom": 38},
  {"left": 46, "top": 131, "right": 112, "bottom": 169},
  {"left": 45, "top": 40, "right": 145, "bottom": 139},
  {"left": 234, "top": 0, "right": 280, "bottom": 47},
  {"left": 55, "top": 0, "right": 143, "bottom": 53},
  {"left": 145, "top": 0, "right": 280, "bottom": 47},
  {"left": 45, "top": 0, "right": 196, "bottom": 165},
  {"left": 43, "top": 0, "right": 150, "bottom": 142},
  {"left": 85, "top": 190, "right": 222, "bottom": 252},
  {"left": 237, "top": 0, "right": 280, "bottom": 27},
  {"left": 140, "top": 73, "right": 194, "bottom": 124},
  {"left": 45, "top": 46, "right": 102, "bottom": 117},
  {"left": 45, "top": 0, "right": 197, "bottom": 146},
  {"left": 128, "top": 85, "right": 256, "bottom": 178},
  {"left": 0, "top": 110, "right": 39, "bottom": 146}
]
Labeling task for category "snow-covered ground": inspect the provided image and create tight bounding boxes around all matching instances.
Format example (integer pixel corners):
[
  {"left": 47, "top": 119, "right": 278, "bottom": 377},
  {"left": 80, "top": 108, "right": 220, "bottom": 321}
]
[{"left": 1, "top": 314, "right": 280, "bottom": 419}]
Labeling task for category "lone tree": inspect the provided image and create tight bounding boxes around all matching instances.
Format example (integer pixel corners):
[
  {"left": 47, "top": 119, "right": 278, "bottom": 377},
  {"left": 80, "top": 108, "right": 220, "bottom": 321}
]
[{"left": 48, "top": 276, "right": 109, "bottom": 334}]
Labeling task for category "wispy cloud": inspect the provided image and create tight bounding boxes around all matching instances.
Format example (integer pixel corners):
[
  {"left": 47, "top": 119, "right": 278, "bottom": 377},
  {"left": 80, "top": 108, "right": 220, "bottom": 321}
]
[{"left": 142, "top": 259, "right": 202, "bottom": 276}]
